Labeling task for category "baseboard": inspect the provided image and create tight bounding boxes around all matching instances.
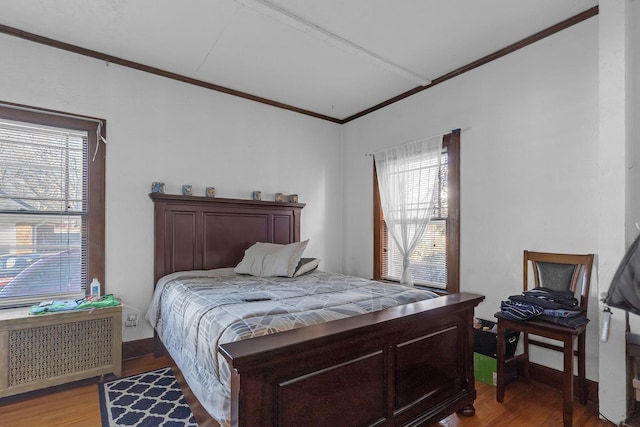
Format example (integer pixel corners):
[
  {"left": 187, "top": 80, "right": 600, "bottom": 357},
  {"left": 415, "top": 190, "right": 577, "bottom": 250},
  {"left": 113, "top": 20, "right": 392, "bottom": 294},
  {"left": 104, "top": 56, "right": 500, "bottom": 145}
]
[
  {"left": 122, "top": 338, "right": 155, "bottom": 361},
  {"left": 527, "top": 362, "right": 598, "bottom": 404}
]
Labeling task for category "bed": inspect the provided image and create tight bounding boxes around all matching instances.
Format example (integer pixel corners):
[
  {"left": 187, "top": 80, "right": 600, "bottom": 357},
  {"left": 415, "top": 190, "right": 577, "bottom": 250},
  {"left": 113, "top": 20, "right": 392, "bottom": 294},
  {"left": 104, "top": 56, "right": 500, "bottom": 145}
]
[{"left": 148, "top": 193, "right": 484, "bottom": 427}]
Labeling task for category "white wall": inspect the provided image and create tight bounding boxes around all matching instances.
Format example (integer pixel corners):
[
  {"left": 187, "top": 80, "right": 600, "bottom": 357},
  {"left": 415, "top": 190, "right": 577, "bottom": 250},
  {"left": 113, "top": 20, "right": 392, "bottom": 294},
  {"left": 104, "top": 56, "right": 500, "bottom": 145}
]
[
  {"left": 0, "top": 33, "right": 343, "bottom": 342},
  {"left": 597, "top": 1, "right": 633, "bottom": 421},
  {"left": 342, "top": 16, "right": 601, "bottom": 380},
  {"left": 629, "top": 0, "right": 640, "bottom": 370},
  {"left": 631, "top": 1, "right": 640, "bottom": 239}
]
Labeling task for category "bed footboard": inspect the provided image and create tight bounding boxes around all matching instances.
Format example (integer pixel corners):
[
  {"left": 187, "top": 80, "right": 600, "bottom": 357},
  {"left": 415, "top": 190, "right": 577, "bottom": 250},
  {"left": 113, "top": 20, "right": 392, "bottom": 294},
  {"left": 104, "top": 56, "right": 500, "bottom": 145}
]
[{"left": 220, "top": 292, "right": 484, "bottom": 427}]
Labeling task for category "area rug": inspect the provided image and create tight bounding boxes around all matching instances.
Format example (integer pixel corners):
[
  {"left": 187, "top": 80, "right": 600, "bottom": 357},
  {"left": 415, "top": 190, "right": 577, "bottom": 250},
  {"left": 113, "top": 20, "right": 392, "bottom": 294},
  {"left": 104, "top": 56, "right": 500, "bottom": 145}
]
[{"left": 99, "top": 367, "right": 197, "bottom": 426}]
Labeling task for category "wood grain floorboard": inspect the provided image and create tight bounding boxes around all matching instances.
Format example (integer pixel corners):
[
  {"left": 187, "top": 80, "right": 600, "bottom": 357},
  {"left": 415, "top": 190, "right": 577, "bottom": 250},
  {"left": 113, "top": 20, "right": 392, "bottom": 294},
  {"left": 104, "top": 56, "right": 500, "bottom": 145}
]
[
  {"left": 0, "top": 354, "right": 171, "bottom": 427},
  {"left": 440, "top": 379, "right": 615, "bottom": 427},
  {"left": 0, "top": 354, "right": 618, "bottom": 427}
]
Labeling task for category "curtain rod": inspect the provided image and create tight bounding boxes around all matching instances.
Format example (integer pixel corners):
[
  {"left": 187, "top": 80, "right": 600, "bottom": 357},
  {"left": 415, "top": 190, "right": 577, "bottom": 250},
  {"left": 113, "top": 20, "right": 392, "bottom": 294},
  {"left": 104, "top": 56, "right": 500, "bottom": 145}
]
[
  {"left": 0, "top": 101, "right": 108, "bottom": 161},
  {"left": 364, "top": 128, "right": 459, "bottom": 157}
]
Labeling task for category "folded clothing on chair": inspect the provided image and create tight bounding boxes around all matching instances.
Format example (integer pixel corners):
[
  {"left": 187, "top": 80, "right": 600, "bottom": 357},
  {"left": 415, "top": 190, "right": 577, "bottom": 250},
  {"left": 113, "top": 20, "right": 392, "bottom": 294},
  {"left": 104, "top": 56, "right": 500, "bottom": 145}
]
[
  {"left": 521, "top": 287, "right": 579, "bottom": 309},
  {"left": 500, "top": 300, "right": 543, "bottom": 320},
  {"left": 500, "top": 287, "right": 588, "bottom": 328},
  {"left": 537, "top": 313, "right": 590, "bottom": 328}
]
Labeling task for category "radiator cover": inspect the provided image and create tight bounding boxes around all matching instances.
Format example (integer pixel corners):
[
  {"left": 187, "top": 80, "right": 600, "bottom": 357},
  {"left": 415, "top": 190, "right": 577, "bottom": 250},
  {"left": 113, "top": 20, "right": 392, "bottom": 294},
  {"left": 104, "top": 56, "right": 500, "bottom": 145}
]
[{"left": 0, "top": 305, "right": 122, "bottom": 398}]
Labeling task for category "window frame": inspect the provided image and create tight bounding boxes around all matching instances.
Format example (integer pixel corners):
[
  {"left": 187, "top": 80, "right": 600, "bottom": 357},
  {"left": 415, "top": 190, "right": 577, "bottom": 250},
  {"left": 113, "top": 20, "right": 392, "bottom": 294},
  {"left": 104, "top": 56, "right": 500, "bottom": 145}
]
[
  {"left": 0, "top": 102, "right": 106, "bottom": 301},
  {"left": 373, "top": 131, "right": 460, "bottom": 294}
]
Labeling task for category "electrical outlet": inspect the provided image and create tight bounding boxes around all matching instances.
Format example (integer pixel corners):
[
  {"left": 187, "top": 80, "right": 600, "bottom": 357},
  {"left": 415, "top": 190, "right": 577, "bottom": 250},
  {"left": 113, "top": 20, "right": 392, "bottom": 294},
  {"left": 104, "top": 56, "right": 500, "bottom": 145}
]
[{"left": 125, "top": 313, "right": 138, "bottom": 327}]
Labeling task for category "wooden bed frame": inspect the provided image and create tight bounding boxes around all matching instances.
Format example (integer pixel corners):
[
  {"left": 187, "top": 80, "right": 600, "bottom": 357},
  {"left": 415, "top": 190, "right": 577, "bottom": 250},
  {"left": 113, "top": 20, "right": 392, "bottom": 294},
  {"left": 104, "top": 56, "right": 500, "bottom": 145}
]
[{"left": 150, "top": 193, "right": 484, "bottom": 427}]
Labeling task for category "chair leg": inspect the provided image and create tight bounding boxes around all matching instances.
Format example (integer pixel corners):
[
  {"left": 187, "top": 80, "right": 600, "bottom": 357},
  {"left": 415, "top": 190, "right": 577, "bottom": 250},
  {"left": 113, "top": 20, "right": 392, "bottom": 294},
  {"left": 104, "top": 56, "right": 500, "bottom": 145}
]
[
  {"left": 578, "top": 332, "right": 587, "bottom": 404},
  {"left": 562, "top": 335, "right": 575, "bottom": 427},
  {"left": 496, "top": 320, "right": 506, "bottom": 403},
  {"left": 523, "top": 332, "right": 530, "bottom": 383}
]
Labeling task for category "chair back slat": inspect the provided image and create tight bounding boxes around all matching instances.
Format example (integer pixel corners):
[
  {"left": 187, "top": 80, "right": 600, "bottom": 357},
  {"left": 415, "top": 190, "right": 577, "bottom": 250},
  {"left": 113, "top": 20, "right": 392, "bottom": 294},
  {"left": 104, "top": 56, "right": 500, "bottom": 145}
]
[{"left": 523, "top": 250, "right": 595, "bottom": 312}]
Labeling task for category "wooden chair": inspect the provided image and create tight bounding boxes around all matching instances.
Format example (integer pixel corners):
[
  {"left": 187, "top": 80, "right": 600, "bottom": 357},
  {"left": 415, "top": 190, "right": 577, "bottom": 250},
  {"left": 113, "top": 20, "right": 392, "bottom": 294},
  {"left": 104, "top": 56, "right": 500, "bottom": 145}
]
[{"left": 495, "top": 251, "right": 594, "bottom": 427}]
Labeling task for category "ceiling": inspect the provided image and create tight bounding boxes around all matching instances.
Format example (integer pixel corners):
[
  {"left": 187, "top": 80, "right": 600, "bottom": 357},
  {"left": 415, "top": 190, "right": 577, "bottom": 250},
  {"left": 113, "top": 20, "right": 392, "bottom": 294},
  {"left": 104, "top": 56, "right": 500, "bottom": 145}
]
[{"left": 0, "top": 0, "right": 598, "bottom": 122}]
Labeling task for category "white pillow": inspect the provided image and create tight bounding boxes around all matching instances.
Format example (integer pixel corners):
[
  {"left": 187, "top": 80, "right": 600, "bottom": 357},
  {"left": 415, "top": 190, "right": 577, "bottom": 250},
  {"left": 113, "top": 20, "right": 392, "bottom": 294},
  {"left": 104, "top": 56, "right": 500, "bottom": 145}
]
[{"left": 234, "top": 240, "right": 309, "bottom": 277}]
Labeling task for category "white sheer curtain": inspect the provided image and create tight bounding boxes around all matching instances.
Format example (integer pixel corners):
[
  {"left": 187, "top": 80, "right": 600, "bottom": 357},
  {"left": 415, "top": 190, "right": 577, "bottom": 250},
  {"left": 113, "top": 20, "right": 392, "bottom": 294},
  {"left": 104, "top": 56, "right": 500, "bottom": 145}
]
[{"left": 374, "top": 135, "right": 443, "bottom": 286}]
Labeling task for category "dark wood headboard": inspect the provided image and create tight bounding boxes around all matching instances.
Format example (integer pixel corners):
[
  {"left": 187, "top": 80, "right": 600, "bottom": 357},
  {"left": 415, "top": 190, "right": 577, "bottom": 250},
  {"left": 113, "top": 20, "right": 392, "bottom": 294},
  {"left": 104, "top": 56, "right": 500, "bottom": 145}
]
[{"left": 149, "top": 193, "right": 305, "bottom": 285}]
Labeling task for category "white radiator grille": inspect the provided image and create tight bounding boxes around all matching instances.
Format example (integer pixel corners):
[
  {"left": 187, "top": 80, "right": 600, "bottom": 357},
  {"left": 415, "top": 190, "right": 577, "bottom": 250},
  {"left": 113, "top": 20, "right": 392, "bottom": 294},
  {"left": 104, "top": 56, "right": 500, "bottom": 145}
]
[{"left": 8, "top": 317, "right": 113, "bottom": 387}]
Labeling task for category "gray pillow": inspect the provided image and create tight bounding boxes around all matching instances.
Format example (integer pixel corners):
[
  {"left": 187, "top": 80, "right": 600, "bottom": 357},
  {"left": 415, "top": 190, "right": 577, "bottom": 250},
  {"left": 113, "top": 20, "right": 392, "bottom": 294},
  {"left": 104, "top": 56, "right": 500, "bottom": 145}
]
[{"left": 293, "top": 258, "right": 320, "bottom": 277}]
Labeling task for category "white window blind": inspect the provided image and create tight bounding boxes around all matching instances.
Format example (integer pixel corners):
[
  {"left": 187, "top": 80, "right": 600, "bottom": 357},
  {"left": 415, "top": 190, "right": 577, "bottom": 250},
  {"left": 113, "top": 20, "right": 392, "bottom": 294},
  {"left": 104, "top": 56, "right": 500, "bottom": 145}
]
[
  {"left": 0, "top": 118, "right": 87, "bottom": 307},
  {"left": 383, "top": 149, "right": 448, "bottom": 289}
]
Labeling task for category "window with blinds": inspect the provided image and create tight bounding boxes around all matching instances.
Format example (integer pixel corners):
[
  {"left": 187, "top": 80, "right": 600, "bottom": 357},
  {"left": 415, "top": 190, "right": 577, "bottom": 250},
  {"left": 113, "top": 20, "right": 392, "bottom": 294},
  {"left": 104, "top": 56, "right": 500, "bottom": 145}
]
[
  {"left": 0, "top": 109, "right": 101, "bottom": 308},
  {"left": 382, "top": 149, "right": 449, "bottom": 288},
  {"left": 374, "top": 131, "right": 459, "bottom": 293}
]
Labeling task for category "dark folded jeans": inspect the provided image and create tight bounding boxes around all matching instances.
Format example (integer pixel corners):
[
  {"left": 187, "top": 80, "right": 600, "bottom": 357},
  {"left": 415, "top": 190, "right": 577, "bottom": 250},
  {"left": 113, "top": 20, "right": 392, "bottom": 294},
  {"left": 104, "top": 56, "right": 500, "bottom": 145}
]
[{"left": 538, "top": 314, "right": 589, "bottom": 328}]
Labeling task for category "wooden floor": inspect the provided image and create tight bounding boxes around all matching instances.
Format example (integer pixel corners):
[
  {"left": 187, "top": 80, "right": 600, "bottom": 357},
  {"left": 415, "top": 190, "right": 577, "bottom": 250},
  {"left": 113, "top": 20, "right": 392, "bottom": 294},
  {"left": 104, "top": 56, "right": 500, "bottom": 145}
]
[
  {"left": 0, "top": 354, "right": 618, "bottom": 427},
  {"left": 439, "top": 380, "right": 615, "bottom": 427},
  {"left": 0, "top": 354, "right": 172, "bottom": 427}
]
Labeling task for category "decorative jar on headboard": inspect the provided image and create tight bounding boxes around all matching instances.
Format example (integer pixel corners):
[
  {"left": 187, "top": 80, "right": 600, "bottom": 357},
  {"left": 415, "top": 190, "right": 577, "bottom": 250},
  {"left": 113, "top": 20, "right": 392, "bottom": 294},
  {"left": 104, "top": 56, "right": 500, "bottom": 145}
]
[{"left": 151, "top": 182, "right": 165, "bottom": 193}]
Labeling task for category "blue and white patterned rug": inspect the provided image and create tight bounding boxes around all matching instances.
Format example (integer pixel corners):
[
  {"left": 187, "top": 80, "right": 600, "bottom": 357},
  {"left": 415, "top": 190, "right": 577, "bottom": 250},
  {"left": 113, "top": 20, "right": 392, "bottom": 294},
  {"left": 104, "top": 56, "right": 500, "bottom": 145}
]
[{"left": 99, "top": 367, "right": 197, "bottom": 427}]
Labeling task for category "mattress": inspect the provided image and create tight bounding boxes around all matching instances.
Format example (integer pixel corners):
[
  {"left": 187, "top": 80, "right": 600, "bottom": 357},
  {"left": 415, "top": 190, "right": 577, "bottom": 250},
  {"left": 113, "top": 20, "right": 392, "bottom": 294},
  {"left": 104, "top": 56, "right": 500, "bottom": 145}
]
[{"left": 145, "top": 268, "right": 438, "bottom": 426}]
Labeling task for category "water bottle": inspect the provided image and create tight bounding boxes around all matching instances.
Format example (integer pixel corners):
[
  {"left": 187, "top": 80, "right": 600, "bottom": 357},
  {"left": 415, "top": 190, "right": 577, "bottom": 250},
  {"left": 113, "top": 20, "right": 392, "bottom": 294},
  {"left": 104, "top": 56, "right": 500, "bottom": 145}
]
[{"left": 90, "top": 278, "right": 101, "bottom": 299}]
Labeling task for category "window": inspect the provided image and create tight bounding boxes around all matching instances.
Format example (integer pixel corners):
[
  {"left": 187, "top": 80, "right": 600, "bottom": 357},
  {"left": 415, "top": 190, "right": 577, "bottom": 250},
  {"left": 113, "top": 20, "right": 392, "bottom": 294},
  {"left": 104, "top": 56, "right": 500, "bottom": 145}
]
[
  {"left": 374, "top": 131, "right": 459, "bottom": 293},
  {"left": 0, "top": 103, "right": 105, "bottom": 307}
]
